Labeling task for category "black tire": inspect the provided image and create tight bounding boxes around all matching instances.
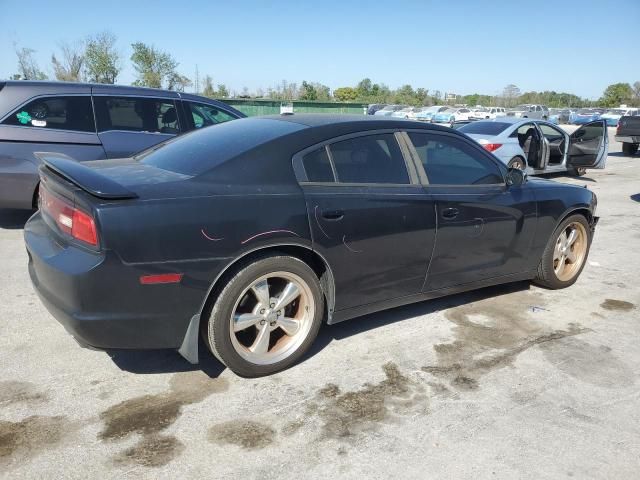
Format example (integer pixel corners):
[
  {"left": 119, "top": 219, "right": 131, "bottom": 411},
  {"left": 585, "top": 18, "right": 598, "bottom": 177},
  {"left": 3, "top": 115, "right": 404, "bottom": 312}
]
[
  {"left": 508, "top": 156, "right": 526, "bottom": 170},
  {"left": 622, "top": 142, "right": 639, "bottom": 156},
  {"left": 534, "top": 214, "right": 592, "bottom": 289},
  {"left": 568, "top": 166, "right": 587, "bottom": 176},
  {"left": 203, "top": 254, "right": 324, "bottom": 377}
]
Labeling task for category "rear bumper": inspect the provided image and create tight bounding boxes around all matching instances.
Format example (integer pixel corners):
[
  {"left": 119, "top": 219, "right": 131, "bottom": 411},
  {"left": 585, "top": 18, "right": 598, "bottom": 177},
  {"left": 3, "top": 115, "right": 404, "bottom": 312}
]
[{"left": 25, "top": 212, "right": 214, "bottom": 351}]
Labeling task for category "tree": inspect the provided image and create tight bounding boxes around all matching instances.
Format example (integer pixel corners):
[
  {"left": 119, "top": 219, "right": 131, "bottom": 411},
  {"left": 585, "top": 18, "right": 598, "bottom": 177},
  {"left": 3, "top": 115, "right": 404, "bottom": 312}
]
[
  {"left": 217, "top": 84, "right": 229, "bottom": 98},
  {"left": 299, "top": 81, "right": 318, "bottom": 101},
  {"left": 51, "top": 41, "right": 84, "bottom": 82},
  {"left": 356, "top": 78, "right": 372, "bottom": 98},
  {"left": 130, "top": 42, "right": 178, "bottom": 89},
  {"left": 502, "top": 84, "right": 521, "bottom": 107},
  {"left": 633, "top": 81, "right": 640, "bottom": 101},
  {"left": 167, "top": 73, "right": 192, "bottom": 92},
  {"left": 201, "top": 75, "right": 215, "bottom": 97},
  {"left": 333, "top": 87, "right": 358, "bottom": 102},
  {"left": 600, "top": 83, "right": 634, "bottom": 107},
  {"left": 15, "top": 47, "right": 47, "bottom": 80},
  {"left": 85, "top": 31, "right": 120, "bottom": 84}
]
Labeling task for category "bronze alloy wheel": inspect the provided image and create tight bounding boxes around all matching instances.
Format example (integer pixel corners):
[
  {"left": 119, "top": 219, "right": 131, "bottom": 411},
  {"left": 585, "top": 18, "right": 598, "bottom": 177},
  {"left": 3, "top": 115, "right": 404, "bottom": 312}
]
[
  {"left": 509, "top": 157, "right": 525, "bottom": 170},
  {"left": 229, "top": 271, "right": 315, "bottom": 365},
  {"left": 553, "top": 221, "right": 588, "bottom": 282}
]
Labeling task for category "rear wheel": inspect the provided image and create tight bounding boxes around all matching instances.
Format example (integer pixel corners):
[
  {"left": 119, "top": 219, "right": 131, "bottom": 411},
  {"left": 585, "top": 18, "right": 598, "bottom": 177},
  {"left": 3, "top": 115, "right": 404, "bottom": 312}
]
[
  {"left": 204, "top": 255, "right": 324, "bottom": 377},
  {"left": 534, "top": 214, "right": 591, "bottom": 289},
  {"left": 569, "top": 166, "right": 587, "bottom": 176},
  {"left": 622, "top": 142, "right": 639, "bottom": 155},
  {"left": 508, "top": 156, "right": 526, "bottom": 170}
]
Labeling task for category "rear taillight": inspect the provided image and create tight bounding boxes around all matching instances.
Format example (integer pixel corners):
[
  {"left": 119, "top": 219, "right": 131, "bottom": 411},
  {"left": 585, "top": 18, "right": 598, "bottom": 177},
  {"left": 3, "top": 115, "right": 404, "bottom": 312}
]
[
  {"left": 616, "top": 121, "right": 621, "bottom": 134},
  {"left": 40, "top": 186, "right": 98, "bottom": 246},
  {"left": 482, "top": 143, "right": 503, "bottom": 152}
]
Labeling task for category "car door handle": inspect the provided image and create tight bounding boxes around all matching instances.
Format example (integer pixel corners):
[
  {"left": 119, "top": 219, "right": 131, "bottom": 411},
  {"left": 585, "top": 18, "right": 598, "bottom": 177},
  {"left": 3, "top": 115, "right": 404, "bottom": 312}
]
[
  {"left": 441, "top": 208, "right": 459, "bottom": 219},
  {"left": 322, "top": 210, "right": 345, "bottom": 221}
]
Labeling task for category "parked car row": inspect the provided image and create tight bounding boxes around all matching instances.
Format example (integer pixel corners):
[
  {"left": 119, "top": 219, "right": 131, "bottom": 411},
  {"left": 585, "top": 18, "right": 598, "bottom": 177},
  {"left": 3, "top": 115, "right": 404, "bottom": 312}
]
[{"left": 0, "top": 81, "right": 245, "bottom": 209}]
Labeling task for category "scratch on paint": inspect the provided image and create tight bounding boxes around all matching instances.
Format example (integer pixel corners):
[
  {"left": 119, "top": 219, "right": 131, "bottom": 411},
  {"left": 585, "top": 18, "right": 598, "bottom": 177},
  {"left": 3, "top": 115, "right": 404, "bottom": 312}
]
[
  {"left": 314, "top": 205, "right": 332, "bottom": 239},
  {"left": 201, "top": 229, "right": 224, "bottom": 242},
  {"left": 241, "top": 230, "right": 300, "bottom": 245},
  {"left": 342, "top": 235, "right": 362, "bottom": 253}
]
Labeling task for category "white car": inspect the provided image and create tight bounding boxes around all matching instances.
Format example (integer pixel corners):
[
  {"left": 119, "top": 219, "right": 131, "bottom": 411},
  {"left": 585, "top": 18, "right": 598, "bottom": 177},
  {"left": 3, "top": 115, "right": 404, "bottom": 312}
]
[
  {"left": 469, "top": 108, "right": 489, "bottom": 120},
  {"left": 431, "top": 107, "right": 472, "bottom": 123},
  {"left": 390, "top": 107, "right": 420, "bottom": 119}
]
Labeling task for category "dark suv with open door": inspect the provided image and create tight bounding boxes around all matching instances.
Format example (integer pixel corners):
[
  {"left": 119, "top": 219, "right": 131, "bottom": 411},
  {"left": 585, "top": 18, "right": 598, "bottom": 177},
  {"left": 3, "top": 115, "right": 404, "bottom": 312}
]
[{"left": 0, "top": 81, "right": 245, "bottom": 209}]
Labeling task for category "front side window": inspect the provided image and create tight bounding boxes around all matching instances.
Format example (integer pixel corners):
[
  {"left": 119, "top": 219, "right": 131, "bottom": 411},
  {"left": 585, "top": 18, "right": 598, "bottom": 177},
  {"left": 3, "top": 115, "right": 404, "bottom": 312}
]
[
  {"left": 327, "top": 134, "right": 409, "bottom": 184},
  {"left": 185, "top": 102, "right": 237, "bottom": 129},
  {"left": 539, "top": 124, "right": 564, "bottom": 141},
  {"left": 408, "top": 132, "right": 503, "bottom": 185},
  {"left": 2, "top": 96, "right": 95, "bottom": 132},
  {"left": 94, "top": 96, "right": 179, "bottom": 133}
]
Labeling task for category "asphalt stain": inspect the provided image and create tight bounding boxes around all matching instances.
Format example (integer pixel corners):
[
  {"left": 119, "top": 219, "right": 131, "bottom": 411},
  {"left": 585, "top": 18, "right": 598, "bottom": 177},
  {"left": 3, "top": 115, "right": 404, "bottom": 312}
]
[
  {"left": 0, "top": 381, "right": 47, "bottom": 407},
  {"left": 600, "top": 299, "right": 635, "bottom": 311},
  {"left": 317, "top": 362, "right": 424, "bottom": 438},
  {"left": 0, "top": 415, "right": 69, "bottom": 466},
  {"left": 208, "top": 420, "right": 276, "bottom": 450},
  {"left": 99, "top": 372, "right": 228, "bottom": 467},
  {"left": 540, "top": 337, "right": 635, "bottom": 388},
  {"left": 113, "top": 434, "right": 185, "bottom": 467},
  {"left": 421, "top": 291, "right": 590, "bottom": 390}
]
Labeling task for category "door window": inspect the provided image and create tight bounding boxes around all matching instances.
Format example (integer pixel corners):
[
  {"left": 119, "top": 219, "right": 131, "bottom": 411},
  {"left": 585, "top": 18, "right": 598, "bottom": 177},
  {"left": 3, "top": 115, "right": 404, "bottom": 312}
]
[
  {"left": 408, "top": 132, "right": 503, "bottom": 185},
  {"left": 302, "top": 147, "right": 334, "bottom": 182},
  {"left": 327, "top": 134, "right": 410, "bottom": 184},
  {"left": 3, "top": 96, "right": 95, "bottom": 132},
  {"left": 94, "top": 97, "right": 180, "bottom": 133},
  {"left": 184, "top": 102, "right": 237, "bottom": 129},
  {"left": 539, "top": 124, "right": 564, "bottom": 141}
]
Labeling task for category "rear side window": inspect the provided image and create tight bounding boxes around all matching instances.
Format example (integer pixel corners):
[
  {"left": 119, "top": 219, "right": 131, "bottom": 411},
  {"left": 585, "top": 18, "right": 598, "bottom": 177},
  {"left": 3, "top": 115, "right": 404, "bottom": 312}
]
[
  {"left": 2, "top": 96, "right": 95, "bottom": 132},
  {"left": 327, "top": 133, "right": 409, "bottom": 184},
  {"left": 303, "top": 147, "right": 334, "bottom": 182},
  {"left": 458, "top": 122, "right": 510, "bottom": 135},
  {"left": 184, "top": 102, "right": 237, "bottom": 130},
  {"left": 94, "top": 96, "right": 180, "bottom": 133},
  {"left": 408, "top": 132, "right": 503, "bottom": 185}
]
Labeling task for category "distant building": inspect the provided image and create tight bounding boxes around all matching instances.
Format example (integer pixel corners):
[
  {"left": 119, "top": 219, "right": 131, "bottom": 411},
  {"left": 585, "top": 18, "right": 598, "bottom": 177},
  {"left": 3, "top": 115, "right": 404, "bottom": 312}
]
[{"left": 445, "top": 92, "right": 457, "bottom": 102}]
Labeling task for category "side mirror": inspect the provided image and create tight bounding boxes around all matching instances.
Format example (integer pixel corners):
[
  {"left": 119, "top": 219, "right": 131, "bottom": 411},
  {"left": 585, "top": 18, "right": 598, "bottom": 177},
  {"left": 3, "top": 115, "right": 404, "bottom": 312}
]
[{"left": 506, "top": 167, "right": 527, "bottom": 187}]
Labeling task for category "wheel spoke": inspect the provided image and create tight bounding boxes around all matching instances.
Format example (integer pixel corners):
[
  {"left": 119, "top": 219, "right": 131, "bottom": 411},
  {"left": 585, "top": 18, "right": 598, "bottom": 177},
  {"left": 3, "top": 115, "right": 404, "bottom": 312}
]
[
  {"left": 555, "top": 256, "right": 566, "bottom": 276},
  {"left": 251, "top": 279, "right": 270, "bottom": 307},
  {"left": 566, "top": 248, "right": 577, "bottom": 263},
  {"left": 250, "top": 324, "right": 271, "bottom": 355},
  {"left": 278, "top": 317, "right": 300, "bottom": 336},
  {"left": 273, "top": 282, "right": 300, "bottom": 311},
  {"left": 233, "top": 313, "right": 262, "bottom": 332},
  {"left": 566, "top": 228, "right": 578, "bottom": 247}
]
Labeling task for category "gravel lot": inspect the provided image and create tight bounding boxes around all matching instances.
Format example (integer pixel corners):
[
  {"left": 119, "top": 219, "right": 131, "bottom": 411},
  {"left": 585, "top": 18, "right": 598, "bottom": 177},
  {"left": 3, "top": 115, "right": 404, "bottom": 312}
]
[{"left": 1, "top": 127, "right": 639, "bottom": 479}]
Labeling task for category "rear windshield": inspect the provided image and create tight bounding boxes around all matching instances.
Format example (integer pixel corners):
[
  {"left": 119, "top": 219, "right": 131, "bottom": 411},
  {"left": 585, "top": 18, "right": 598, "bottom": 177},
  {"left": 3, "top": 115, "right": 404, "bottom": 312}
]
[
  {"left": 139, "top": 118, "right": 304, "bottom": 175},
  {"left": 458, "top": 122, "right": 510, "bottom": 135}
]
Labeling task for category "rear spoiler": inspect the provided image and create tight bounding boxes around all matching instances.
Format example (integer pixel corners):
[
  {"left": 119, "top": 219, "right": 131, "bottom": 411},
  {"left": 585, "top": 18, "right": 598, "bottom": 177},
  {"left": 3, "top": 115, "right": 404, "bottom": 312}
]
[{"left": 39, "top": 155, "right": 138, "bottom": 200}]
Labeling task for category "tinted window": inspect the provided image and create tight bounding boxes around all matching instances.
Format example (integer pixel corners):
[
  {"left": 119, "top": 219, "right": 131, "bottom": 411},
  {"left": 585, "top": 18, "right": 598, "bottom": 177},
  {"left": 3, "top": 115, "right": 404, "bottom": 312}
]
[
  {"left": 185, "top": 102, "right": 237, "bottom": 129},
  {"left": 328, "top": 134, "right": 409, "bottom": 184},
  {"left": 408, "top": 132, "right": 503, "bottom": 185},
  {"left": 458, "top": 122, "right": 510, "bottom": 135},
  {"left": 303, "top": 147, "right": 334, "bottom": 182},
  {"left": 139, "top": 117, "right": 305, "bottom": 176},
  {"left": 3, "top": 96, "right": 95, "bottom": 132},
  {"left": 94, "top": 97, "right": 179, "bottom": 133}
]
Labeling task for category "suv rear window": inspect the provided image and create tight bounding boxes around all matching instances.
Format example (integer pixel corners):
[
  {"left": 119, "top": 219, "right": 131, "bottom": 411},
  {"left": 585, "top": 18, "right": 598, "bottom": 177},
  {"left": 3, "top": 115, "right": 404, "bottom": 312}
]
[
  {"left": 458, "top": 122, "right": 510, "bottom": 135},
  {"left": 139, "top": 118, "right": 304, "bottom": 176},
  {"left": 94, "top": 96, "right": 180, "bottom": 133},
  {"left": 2, "top": 96, "right": 95, "bottom": 132}
]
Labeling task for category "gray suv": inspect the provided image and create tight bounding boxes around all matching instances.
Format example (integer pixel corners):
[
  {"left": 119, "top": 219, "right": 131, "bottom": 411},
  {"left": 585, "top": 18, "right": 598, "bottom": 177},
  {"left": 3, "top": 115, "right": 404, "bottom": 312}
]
[{"left": 0, "top": 81, "right": 245, "bottom": 209}]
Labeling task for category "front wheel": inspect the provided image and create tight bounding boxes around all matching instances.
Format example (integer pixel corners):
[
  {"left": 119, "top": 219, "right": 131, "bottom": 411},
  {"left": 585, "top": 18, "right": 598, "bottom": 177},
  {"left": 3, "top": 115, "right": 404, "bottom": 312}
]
[
  {"left": 622, "top": 142, "right": 639, "bottom": 155},
  {"left": 204, "top": 255, "right": 324, "bottom": 377},
  {"left": 534, "top": 214, "right": 592, "bottom": 289},
  {"left": 569, "top": 166, "right": 587, "bottom": 176}
]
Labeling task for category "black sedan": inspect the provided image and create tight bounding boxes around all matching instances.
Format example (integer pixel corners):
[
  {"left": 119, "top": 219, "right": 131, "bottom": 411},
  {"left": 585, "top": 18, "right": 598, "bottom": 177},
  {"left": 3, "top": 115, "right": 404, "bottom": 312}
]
[{"left": 25, "top": 115, "right": 598, "bottom": 376}]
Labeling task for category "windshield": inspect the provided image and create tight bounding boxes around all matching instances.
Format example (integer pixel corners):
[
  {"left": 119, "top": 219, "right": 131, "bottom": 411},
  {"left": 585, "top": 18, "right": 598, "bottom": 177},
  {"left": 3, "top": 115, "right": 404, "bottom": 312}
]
[
  {"left": 458, "top": 122, "right": 511, "bottom": 136},
  {"left": 139, "top": 118, "right": 304, "bottom": 176},
  {"left": 605, "top": 109, "right": 625, "bottom": 115}
]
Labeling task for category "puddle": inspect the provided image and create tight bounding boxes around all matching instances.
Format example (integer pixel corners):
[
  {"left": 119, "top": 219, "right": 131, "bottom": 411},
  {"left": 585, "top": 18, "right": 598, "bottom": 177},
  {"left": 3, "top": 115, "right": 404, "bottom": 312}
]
[
  {"left": 0, "top": 416, "right": 69, "bottom": 466},
  {"left": 209, "top": 420, "right": 276, "bottom": 450},
  {"left": 113, "top": 434, "right": 185, "bottom": 468},
  {"left": 0, "top": 381, "right": 47, "bottom": 407},
  {"left": 600, "top": 299, "right": 635, "bottom": 311}
]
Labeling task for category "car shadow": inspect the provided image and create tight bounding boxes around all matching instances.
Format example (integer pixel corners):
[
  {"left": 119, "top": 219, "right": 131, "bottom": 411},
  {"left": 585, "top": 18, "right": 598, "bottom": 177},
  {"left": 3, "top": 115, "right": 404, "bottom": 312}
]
[
  {"left": 608, "top": 152, "right": 635, "bottom": 158},
  {"left": 542, "top": 172, "right": 597, "bottom": 183},
  {"left": 631, "top": 194, "right": 640, "bottom": 203},
  {"left": 0, "top": 209, "right": 34, "bottom": 229},
  {"left": 107, "top": 281, "right": 532, "bottom": 378}
]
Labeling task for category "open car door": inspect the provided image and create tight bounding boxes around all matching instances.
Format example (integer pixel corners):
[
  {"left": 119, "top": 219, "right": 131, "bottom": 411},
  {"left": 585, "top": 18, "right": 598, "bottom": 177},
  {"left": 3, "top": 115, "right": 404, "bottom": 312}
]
[{"left": 568, "top": 120, "right": 608, "bottom": 169}]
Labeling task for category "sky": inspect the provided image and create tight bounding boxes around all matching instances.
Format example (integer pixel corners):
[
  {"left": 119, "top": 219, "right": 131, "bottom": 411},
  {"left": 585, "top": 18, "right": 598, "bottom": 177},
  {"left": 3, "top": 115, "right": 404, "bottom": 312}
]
[{"left": 1, "top": 0, "right": 639, "bottom": 100}]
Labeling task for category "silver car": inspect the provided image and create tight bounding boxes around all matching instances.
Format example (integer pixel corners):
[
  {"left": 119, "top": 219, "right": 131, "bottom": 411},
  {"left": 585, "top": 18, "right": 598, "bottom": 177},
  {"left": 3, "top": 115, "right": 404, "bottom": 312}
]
[{"left": 457, "top": 117, "right": 608, "bottom": 176}]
